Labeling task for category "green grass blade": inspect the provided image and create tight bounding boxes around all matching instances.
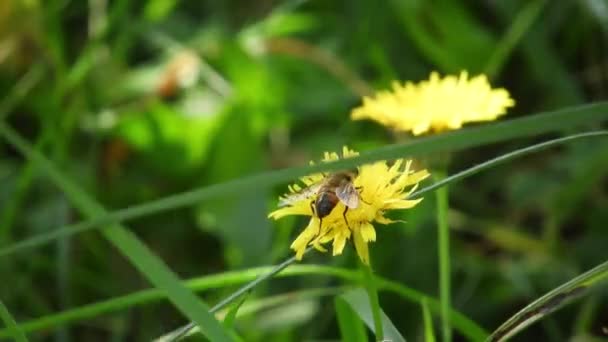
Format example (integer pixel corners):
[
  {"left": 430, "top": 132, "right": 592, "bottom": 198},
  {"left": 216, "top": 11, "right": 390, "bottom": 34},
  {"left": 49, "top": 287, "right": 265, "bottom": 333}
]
[
  {"left": 2, "top": 113, "right": 607, "bottom": 260},
  {"left": 0, "top": 301, "right": 28, "bottom": 342},
  {"left": 487, "top": 259, "right": 608, "bottom": 342},
  {"left": 0, "top": 123, "right": 231, "bottom": 342},
  {"left": 0, "top": 264, "right": 488, "bottom": 341},
  {"left": 341, "top": 288, "right": 405, "bottom": 342},
  {"left": 421, "top": 299, "right": 436, "bottom": 342},
  {"left": 335, "top": 296, "right": 368, "bottom": 342}
]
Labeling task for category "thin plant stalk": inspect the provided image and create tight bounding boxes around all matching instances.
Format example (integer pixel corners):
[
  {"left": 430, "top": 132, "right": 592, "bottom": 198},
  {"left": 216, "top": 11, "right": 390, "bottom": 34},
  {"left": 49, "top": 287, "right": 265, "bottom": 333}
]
[
  {"left": 361, "top": 260, "right": 384, "bottom": 341},
  {"left": 435, "top": 170, "right": 451, "bottom": 342}
]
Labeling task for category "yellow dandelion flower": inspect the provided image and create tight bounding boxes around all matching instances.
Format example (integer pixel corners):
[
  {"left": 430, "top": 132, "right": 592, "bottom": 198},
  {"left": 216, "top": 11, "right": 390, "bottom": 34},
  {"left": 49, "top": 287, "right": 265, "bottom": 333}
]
[
  {"left": 268, "top": 146, "right": 430, "bottom": 264},
  {"left": 351, "top": 71, "right": 515, "bottom": 135}
]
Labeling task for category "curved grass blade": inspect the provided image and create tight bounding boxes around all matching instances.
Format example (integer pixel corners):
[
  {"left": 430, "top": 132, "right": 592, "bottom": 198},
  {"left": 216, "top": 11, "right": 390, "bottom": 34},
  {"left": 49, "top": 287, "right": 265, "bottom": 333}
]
[
  {"left": 410, "top": 130, "right": 608, "bottom": 198},
  {"left": 341, "top": 288, "right": 405, "bottom": 342},
  {"left": 487, "top": 259, "right": 608, "bottom": 342},
  {"left": 0, "top": 301, "right": 28, "bottom": 342},
  {"left": 1, "top": 123, "right": 607, "bottom": 259},
  {"left": 0, "top": 264, "right": 488, "bottom": 342},
  {"left": 0, "top": 124, "right": 231, "bottom": 342}
]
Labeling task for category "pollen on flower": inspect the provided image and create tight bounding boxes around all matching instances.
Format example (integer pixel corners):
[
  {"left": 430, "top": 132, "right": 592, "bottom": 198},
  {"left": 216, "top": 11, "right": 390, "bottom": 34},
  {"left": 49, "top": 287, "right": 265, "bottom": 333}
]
[
  {"left": 268, "top": 146, "right": 430, "bottom": 264},
  {"left": 350, "top": 71, "right": 515, "bottom": 135}
]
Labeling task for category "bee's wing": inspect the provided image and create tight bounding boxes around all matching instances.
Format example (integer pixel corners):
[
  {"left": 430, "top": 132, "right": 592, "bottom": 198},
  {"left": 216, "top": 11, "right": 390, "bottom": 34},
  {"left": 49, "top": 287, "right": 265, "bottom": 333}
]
[
  {"left": 278, "top": 182, "right": 322, "bottom": 207},
  {"left": 336, "top": 182, "right": 359, "bottom": 209}
]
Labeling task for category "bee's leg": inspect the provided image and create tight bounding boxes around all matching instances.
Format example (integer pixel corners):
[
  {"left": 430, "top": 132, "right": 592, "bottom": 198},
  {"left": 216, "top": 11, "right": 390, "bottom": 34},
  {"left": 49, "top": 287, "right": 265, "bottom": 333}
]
[
  {"left": 342, "top": 206, "right": 351, "bottom": 230},
  {"left": 318, "top": 218, "right": 323, "bottom": 236}
]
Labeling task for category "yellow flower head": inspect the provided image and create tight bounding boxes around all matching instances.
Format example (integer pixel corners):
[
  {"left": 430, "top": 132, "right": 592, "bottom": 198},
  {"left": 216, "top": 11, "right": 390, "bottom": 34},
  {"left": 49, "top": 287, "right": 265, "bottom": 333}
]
[
  {"left": 268, "top": 147, "right": 430, "bottom": 264},
  {"left": 351, "top": 71, "right": 515, "bottom": 135}
]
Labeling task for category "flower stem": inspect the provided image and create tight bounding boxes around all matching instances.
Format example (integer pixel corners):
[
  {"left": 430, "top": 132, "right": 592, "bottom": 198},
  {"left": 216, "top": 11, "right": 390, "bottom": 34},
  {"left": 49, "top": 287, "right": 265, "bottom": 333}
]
[
  {"left": 435, "top": 170, "right": 451, "bottom": 342},
  {"left": 360, "top": 260, "right": 384, "bottom": 341}
]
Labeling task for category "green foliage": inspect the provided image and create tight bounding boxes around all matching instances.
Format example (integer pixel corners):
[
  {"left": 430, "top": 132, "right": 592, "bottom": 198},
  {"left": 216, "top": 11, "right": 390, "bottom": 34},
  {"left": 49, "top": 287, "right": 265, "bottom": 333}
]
[
  {"left": 1, "top": 0, "right": 607, "bottom": 341},
  {"left": 0, "top": 301, "right": 28, "bottom": 342}
]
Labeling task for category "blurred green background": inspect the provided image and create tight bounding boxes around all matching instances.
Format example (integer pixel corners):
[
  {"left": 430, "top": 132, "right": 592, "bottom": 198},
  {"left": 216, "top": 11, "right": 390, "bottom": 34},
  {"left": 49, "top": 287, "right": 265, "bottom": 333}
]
[{"left": 1, "top": 0, "right": 607, "bottom": 341}]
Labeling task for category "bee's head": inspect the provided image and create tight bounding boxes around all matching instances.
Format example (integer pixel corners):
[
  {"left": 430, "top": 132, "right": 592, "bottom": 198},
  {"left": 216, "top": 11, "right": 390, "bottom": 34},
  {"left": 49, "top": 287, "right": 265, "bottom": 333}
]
[
  {"left": 349, "top": 168, "right": 360, "bottom": 177},
  {"left": 340, "top": 170, "right": 357, "bottom": 181}
]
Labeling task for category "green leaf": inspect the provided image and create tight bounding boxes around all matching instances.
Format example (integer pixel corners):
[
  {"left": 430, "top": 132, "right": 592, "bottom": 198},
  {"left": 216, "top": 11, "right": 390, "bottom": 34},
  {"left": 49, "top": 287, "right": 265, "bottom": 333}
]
[
  {"left": 487, "top": 259, "right": 608, "bottom": 342},
  {"left": 335, "top": 296, "right": 368, "bottom": 342},
  {"left": 340, "top": 288, "right": 405, "bottom": 342},
  {"left": 0, "top": 123, "right": 232, "bottom": 342},
  {"left": 3, "top": 102, "right": 608, "bottom": 258},
  {"left": 0, "top": 301, "right": 28, "bottom": 342}
]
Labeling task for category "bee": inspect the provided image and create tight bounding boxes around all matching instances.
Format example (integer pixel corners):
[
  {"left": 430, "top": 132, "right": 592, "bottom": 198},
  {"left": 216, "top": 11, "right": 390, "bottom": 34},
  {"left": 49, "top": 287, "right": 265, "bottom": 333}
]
[{"left": 279, "top": 171, "right": 361, "bottom": 230}]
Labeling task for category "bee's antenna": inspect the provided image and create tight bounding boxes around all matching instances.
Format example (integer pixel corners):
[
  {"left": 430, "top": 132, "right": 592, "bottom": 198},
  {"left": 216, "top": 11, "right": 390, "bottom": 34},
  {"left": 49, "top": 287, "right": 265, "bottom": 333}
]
[{"left": 315, "top": 220, "right": 333, "bottom": 241}]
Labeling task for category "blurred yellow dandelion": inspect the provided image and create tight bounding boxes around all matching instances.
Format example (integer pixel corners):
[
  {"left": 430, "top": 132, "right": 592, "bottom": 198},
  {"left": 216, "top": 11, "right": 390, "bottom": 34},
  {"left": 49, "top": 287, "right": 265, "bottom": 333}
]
[
  {"left": 268, "top": 147, "right": 430, "bottom": 264},
  {"left": 351, "top": 71, "right": 515, "bottom": 135}
]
